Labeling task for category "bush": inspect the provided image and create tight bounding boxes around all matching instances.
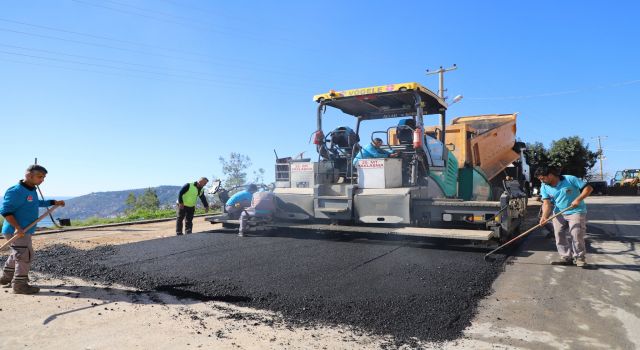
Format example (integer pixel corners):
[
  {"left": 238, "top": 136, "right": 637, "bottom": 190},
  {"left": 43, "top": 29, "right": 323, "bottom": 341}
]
[{"left": 70, "top": 207, "right": 215, "bottom": 227}]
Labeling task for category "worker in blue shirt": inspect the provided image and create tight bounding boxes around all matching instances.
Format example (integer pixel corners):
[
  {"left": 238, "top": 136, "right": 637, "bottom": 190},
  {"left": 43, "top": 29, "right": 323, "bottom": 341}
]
[
  {"left": 537, "top": 166, "right": 593, "bottom": 267},
  {"left": 1, "top": 165, "right": 66, "bottom": 294},
  {"left": 225, "top": 184, "right": 258, "bottom": 219},
  {"left": 352, "top": 137, "right": 399, "bottom": 166}
]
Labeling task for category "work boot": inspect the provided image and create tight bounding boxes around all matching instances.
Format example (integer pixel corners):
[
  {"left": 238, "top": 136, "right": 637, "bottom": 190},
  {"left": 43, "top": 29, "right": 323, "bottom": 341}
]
[
  {"left": 550, "top": 257, "right": 574, "bottom": 266},
  {"left": 238, "top": 229, "right": 244, "bottom": 237},
  {"left": 185, "top": 230, "right": 192, "bottom": 235},
  {"left": 574, "top": 256, "right": 587, "bottom": 268},
  {"left": 13, "top": 281, "right": 40, "bottom": 295},
  {"left": 0, "top": 267, "right": 14, "bottom": 285},
  {"left": 176, "top": 232, "right": 183, "bottom": 236}
]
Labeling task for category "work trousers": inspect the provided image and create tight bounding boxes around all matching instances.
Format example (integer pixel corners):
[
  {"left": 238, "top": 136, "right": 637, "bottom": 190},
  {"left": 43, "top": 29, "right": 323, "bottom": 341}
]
[
  {"left": 239, "top": 209, "right": 271, "bottom": 233},
  {"left": 552, "top": 213, "right": 587, "bottom": 259},
  {"left": 225, "top": 205, "right": 244, "bottom": 219},
  {"left": 2, "top": 233, "right": 34, "bottom": 282},
  {"left": 176, "top": 206, "right": 196, "bottom": 234}
]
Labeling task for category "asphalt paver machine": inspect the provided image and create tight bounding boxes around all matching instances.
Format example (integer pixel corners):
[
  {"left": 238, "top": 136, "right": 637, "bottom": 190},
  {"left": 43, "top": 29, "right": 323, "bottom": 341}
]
[{"left": 209, "top": 82, "right": 528, "bottom": 241}]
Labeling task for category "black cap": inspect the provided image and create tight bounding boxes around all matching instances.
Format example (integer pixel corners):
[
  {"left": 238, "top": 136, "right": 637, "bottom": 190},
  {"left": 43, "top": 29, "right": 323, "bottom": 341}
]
[{"left": 26, "top": 164, "right": 48, "bottom": 174}]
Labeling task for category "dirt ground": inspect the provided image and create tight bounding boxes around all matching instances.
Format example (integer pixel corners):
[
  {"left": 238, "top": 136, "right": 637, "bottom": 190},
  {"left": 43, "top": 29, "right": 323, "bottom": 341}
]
[
  {"left": 1, "top": 220, "right": 409, "bottom": 349},
  {"left": 1, "top": 198, "right": 638, "bottom": 349}
]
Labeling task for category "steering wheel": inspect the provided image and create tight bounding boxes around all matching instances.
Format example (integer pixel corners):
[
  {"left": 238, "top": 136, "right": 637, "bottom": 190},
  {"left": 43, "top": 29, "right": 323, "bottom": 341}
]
[{"left": 209, "top": 180, "right": 222, "bottom": 194}]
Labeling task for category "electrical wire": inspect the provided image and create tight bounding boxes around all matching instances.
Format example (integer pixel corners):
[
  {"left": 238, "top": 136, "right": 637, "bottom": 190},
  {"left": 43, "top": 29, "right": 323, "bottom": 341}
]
[
  {"left": 468, "top": 79, "right": 640, "bottom": 101},
  {"left": 0, "top": 23, "right": 329, "bottom": 80},
  {"left": 71, "top": 0, "right": 312, "bottom": 49},
  {"left": 0, "top": 56, "right": 308, "bottom": 93},
  {"left": 0, "top": 43, "right": 292, "bottom": 83}
]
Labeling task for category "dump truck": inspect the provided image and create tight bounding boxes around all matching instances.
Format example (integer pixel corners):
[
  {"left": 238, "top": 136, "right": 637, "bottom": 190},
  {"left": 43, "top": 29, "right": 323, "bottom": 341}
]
[{"left": 207, "top": 82, "right": 528, "bottom": 242}]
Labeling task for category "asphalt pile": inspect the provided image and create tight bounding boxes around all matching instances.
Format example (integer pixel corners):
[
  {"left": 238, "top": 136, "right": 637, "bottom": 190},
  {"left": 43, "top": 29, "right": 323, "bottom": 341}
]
[{"left": 3, "top": 231, "right": 507, "bottom": 344}]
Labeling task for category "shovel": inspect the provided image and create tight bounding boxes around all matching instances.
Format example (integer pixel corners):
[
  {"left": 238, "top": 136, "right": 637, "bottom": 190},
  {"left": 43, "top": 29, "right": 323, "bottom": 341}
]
[
  {"left": 0, "top": 205, "right": 60, "bottom": 251},
  {"left": 484, "top": 206, "right": 572, "bottom": 262}
]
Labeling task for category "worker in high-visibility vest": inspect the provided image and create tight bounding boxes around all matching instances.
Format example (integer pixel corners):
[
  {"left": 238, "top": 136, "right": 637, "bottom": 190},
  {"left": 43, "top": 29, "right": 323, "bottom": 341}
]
[{"left": 176, "top": 177, "right": 209, "bottom": 235}]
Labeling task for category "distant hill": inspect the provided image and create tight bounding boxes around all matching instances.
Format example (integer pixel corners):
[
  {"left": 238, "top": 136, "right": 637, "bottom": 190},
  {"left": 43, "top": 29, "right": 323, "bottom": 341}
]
[{"left": 54, "top": 186, "right": 183, "bottom": 220}]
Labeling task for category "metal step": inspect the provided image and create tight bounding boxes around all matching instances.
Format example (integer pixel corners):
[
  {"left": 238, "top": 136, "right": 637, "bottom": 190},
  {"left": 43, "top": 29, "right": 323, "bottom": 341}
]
[
  {"left": 205, "top": 215, "right": 494, "bottom": 240},
  {"left": 317, "top": 207, "right": 350, "bottom": 213},
  {"left": 315, "top": 195, "right": 350, "bottom": 200},
  {"left": 428, "top": 200, "right": 503, "bottom": 208},
  {"left": 266, "top": 223, "right": 494, "bottom": 240},
  {"left": 205, "top": 214, "right": 238, "bottom": 224}
]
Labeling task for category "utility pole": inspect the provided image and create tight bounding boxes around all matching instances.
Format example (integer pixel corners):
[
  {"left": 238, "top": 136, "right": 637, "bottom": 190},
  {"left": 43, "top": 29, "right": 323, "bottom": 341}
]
[
  {"left": 592, "top": 136, "right": 607, "bottom": 181},
  {"left": 426, "top": 64, "right": 457, "bottom": 99},
  {"left": 425, "top": 64, "right": 457, "bottom": 161}
]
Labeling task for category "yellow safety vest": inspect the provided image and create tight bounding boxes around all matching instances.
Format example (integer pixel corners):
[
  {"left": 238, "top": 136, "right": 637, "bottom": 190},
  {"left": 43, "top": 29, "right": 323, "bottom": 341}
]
[{"left": 182, "top": 183, "right": 203, "bottom": 207}]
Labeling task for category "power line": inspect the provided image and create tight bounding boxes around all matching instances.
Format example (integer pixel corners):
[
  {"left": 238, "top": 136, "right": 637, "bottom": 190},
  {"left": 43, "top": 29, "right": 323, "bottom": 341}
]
[
  {"left": 71, "top": 0, "right": 310, "bottom": 49},
  {"left": 71, "top": 0, "right": 228, "bottom": 34},
  {"left": 0, "top": 56, "right": 308, "bottom": 93},
  {"left": 468, "top": 79, "right": 640, "bottom": 101},
  {"left": 0, "top": 17, "right": 170, "bottom": 51},
  {"left": 0, "top": 46, "right": 308, "bottom": 90},
  {"left": 0, "top": 43, "right": 268, "bottom": 82},
  {"left": 0, "top": 20, "right": 329, "bottom": 80}
]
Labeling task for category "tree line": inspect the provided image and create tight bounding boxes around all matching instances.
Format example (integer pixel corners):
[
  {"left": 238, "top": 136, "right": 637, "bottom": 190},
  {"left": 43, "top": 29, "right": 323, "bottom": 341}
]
[{"left": 525, "top": 136, "right": 600, "bottom": 188}]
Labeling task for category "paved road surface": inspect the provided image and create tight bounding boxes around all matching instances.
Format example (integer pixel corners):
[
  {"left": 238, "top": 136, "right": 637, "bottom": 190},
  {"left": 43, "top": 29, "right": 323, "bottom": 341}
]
[{"left": 456, "top": 196, "right": 640, "bottom": 349}]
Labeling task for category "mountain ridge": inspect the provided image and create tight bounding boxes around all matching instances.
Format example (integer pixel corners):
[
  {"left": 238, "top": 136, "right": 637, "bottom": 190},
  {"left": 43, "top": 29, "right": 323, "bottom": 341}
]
[{"left": 53, "top": 185, "right": 184, "bottom": 220}]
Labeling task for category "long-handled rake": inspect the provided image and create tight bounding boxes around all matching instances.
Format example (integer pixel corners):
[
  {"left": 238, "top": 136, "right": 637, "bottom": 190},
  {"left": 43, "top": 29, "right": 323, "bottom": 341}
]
[
  {"left": 484, "top": 206, "right": 572, "bottom": 262},
  {"left": 0, "top": 205, "right": 60, "bottom": 251}
]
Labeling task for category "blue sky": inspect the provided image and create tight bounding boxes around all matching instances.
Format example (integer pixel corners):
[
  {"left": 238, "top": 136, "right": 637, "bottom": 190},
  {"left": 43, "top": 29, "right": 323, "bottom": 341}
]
[{"left": 1, "top": 0, "right": 639, "bottom": 196}]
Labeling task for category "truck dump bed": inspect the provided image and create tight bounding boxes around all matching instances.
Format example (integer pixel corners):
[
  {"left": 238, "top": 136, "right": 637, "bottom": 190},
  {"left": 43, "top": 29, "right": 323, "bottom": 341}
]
[{"left": 426, "top": 113, "right": 520, "bottom": 181}]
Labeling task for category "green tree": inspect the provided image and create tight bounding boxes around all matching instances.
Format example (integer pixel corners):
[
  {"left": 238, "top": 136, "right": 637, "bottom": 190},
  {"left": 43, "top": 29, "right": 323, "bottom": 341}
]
[
  {"left": 525, "top": 141, "right": 550, "bottom": 189},
  {"left": 219, "top": 152, "right": 252, "bottom": 188},
  {"left": 524, "top": 142, "right": 549, "bottom": 169},
  {"left": 252, "top": 168, "right": 265, "bottom": 184},
  {"left": 125, "top": 192, "right": 137, "bottom": 213},
  {"left": 137, "top": 188, "right": 160, "bottom": 210},
  {"left": 548, "top": 136, "right": 598, "bottom": 179}
]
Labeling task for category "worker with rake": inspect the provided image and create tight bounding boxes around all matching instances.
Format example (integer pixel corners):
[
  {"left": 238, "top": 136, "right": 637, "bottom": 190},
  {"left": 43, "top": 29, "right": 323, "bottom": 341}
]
[
  {"left": 1, "top": 165, "right": 65, "bottom": 294},
  {"left": 536, "top": 166, "right": 593, "bottom": 267}
]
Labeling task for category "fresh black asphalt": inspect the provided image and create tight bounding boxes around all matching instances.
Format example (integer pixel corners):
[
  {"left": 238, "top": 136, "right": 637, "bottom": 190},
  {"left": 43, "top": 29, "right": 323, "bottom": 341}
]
[{"left": 8, "top": 229, "right": 508, "bottom": 344}]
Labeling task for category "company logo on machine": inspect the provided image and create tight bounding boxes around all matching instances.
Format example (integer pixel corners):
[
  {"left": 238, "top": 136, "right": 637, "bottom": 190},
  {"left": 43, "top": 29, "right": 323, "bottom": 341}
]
[
  {"left": 359, "top": 159, "right": 385, "bottom": 169},
  {"left": 291, "top": 163, "right": 314, "bottom": 172}
]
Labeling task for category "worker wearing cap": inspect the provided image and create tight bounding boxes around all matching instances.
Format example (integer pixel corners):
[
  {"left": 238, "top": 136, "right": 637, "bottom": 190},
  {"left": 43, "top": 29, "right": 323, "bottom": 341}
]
[
  {"left": 225, "top": 184, "right": 258, "bottom": 219},
  {"left": 352, "top": 138, "right": 399, "bottom": 166},
  {"left": 1, "top": 165, "right": 66, "bottom": 294},
  {"left": 176, "top": 177, "right": 209, "bottom": 235},
  {"left": 537, "top": 166, "right": 593, "bottom": 267}
]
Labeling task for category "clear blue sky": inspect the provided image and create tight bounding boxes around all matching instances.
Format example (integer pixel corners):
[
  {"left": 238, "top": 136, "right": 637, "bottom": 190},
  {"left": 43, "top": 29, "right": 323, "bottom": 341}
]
[{"left": 1, "top": 1, "right": 639, "bottom": 196}]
